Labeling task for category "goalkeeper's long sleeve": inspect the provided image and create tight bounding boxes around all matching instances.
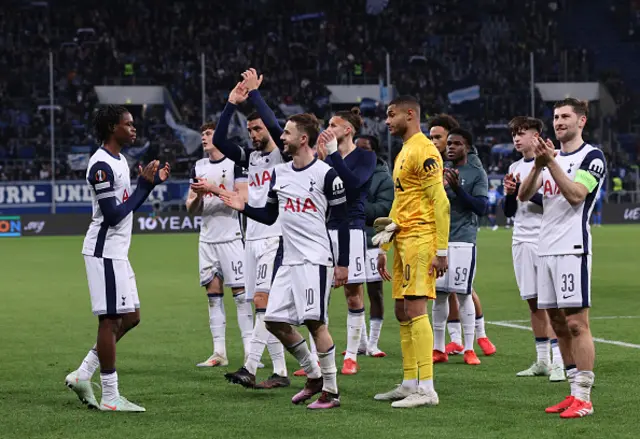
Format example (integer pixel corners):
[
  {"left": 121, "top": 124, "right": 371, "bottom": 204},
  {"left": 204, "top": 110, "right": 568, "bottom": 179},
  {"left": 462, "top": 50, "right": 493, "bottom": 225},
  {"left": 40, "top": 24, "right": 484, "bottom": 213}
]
[{"left": 426, "top": 182, "right": 450, "bottom": 253}]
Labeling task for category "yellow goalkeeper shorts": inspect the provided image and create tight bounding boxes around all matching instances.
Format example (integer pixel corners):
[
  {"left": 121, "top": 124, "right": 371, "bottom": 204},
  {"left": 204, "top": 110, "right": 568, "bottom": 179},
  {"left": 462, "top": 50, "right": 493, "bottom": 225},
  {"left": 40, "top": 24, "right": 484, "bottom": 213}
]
[{"left": 392, "top": 236, "right": 437, "bottom": 300}]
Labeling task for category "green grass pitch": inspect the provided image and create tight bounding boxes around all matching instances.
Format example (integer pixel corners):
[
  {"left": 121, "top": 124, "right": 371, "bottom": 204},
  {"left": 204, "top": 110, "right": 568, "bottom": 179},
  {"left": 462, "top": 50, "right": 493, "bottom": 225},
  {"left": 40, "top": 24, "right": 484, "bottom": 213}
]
[{"left": 1, "top": 226, "right": 639, "bottom": 439}]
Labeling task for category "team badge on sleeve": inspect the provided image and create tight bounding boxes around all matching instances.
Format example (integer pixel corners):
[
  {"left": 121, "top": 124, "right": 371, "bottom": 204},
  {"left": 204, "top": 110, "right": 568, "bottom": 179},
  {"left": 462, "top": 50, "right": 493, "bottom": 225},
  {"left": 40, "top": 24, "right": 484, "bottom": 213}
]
[
  {"left": 423, "top": 157, "right": 440, "bottom": 177},
  {"left": 332, "top": 177, "right": 345, "bottom": 197},
  {"left": 587, "top": 158, "right": 605, "bottom": 180},
  {"left": 95, "top": 170, "right": 107, "bottom": 182}
]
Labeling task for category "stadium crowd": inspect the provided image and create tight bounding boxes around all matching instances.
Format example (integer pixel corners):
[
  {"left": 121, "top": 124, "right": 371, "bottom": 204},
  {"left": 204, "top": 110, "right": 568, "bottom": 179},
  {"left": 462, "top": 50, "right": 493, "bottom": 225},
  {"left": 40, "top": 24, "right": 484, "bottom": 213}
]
[{"left": 0, "top": 0, "right": 638, "bottom": 191}]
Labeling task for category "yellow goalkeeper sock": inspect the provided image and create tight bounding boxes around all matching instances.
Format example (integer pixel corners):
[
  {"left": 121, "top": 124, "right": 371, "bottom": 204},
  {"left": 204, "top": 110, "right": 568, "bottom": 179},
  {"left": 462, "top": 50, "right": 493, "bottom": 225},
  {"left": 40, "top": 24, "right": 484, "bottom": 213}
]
[
  {"left": 399, "top": 321, "right": 417, "bottom": 381},
  {"left": 410, "top": 314, "right": 434, "bottom": 382}
]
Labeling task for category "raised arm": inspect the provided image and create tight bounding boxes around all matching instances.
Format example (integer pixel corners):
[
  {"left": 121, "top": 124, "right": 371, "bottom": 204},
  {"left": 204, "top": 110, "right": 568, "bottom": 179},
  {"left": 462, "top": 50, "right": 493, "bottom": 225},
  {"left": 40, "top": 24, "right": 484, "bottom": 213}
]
[
  {"left": 518, "top": 165, "right": 543, "bottom": 202},
  {"left": 212, "top": 83, "right": 251, "bottom": 167}
]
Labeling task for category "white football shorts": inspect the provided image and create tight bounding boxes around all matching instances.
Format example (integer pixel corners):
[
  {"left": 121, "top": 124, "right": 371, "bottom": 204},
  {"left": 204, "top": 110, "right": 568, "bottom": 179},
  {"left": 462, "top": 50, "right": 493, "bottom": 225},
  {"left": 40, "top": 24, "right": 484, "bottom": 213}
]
[
  {"left": 512, "top": 242, "right": 538, "bottom": 300},
  {"left": 244, "top": 236, "right": 283, "bottom": 301},
  {"left": 365, "top": 247, "right": 382, "bottom": 283},
  {"left": 199, "top": 239, "right": 245, "bottom": 288},
  {"left": 84, "top": 255, "right": 139, "bottom": 316},
  {"left": 329, "top": 228, "right": 366, "bottom": 285},
  {"left": 265, "top": 263, "right": 334, "bottom": 326},
  {"left": 537, "top": 254, "right": 591, "bottom": 309},
  {"left": 435, "top": 242, "right": 476, "bottom": 295}
]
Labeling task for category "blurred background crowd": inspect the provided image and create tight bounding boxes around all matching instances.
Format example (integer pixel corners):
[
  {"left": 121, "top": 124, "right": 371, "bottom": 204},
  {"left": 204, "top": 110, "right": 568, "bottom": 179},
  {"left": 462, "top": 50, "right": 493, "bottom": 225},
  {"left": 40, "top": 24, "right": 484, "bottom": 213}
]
[{"left": 1, "top": 0, "right": 639, "bottom": 199}]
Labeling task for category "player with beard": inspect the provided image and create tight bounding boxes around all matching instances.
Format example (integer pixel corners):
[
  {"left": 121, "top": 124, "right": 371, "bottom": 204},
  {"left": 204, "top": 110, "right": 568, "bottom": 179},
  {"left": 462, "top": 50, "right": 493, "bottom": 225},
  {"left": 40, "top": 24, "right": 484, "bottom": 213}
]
[
  {"left": 428, "top": 115, "right": 496, "bottom": 358},
  {"left": 221, "top": 113, "right": 349, "bottom": 409},
  {"left": 519, "top": 98, "right": 604, "bottom": 418},
  {"left": 213, "top": 77, "right": 290, "bottom": 389},
  {"left": 315, "top": 108, "right": 376, "bottom": 375}
]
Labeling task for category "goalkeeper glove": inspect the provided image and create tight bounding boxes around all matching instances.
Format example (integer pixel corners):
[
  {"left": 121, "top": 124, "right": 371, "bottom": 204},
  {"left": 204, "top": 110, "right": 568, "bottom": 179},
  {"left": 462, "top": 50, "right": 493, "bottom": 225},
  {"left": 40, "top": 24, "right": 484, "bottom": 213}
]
[{"left": 372, "top": 217, "right": 398, "bottom": 246}]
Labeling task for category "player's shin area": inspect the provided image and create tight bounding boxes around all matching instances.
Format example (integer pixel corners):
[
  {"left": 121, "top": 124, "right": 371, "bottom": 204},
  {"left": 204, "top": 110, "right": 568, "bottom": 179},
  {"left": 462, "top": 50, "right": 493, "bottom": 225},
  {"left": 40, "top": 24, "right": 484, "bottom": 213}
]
[{"left": 266, "top": 320, "right": 333, "bottom": 351}]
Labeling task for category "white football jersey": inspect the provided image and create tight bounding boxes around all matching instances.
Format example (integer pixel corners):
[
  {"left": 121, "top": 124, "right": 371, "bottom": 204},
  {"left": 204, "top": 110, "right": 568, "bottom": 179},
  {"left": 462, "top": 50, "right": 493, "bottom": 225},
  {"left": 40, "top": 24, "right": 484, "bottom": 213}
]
[
  {"left": 267, "top": 158, "right": 346, "bottom": 266},
  {"left": 509, "top": 158, "right": 543, "bottom": 244},
  {"left": 538, "top": 143, "right": 606, "bottom": 256},
  {"left": 82, "top": 147, "right": 133, "bottom": 260},
  {"left": 244, "top": 148, "right": 285, "bottom": 240},
  {"left": 191, "top": 157, "right": 247, "bottom": 243}
]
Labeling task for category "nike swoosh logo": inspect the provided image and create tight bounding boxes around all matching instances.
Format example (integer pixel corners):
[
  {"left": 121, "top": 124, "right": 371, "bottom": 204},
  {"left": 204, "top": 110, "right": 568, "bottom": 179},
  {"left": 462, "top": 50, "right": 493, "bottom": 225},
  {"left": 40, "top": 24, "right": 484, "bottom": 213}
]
[
  {"left": 562, "top": 294, "right": 575, "bottom": 299},
  {"left": 353, "top": 272, "right": 363, "bottom": 277},
  {"left": 280, "top": 184, "right": 290, "bottom": 189},
  {"left": 102, "top": 403, "right": 117, "bottom": 410},
  {"left": 454, "top": 282, "right": 464, "bottom": 286},
  {"left": 235, "top": 277, "right": 242, "bottom": 281},
  {"left": 305, "top": 307, "right": 314, "bottom": 312}
]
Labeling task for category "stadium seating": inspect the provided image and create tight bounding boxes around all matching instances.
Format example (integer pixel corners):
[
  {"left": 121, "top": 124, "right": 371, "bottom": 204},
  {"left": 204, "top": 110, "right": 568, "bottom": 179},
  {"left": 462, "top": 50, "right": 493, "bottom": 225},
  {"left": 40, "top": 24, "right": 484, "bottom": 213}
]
[{"left": 0, "top": 0, "right": 638, "bottom": 181}]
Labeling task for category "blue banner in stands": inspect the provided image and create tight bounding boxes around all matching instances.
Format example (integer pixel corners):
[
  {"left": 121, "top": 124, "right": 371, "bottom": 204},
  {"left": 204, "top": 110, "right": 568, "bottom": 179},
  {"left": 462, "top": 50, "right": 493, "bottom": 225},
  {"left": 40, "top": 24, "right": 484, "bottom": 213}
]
[{"left": 0, "top": 180, "right": 193, "bottom": 214}]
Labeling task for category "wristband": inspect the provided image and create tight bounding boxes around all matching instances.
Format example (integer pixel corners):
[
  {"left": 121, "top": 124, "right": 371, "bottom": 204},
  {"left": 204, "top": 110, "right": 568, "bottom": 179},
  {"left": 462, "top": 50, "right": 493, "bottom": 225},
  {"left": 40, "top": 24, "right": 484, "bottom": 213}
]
[
  {"left": 326, "top": 137, "right": 338, "bottom": 155},
  {"left": 436, "top": 249, "right": 447, "bottom": 257}
]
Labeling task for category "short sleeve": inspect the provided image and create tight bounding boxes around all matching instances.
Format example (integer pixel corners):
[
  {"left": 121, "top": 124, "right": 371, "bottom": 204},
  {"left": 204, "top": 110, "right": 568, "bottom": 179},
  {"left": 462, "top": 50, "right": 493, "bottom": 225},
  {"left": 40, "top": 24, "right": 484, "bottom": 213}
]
[
  {"left": 87, "top": 161, "right": 115, "bottom": 200},
  {"left": 472, "top": 167, "right": 489, "bottom": 197},
  {"left": 267, "top": 169, "right": 278, "bottom": 204},
  {"left": 234, "top": 165, "right": 248, "bottom": 183},
  {"left": 414, "top": 149, "right": 443, "bottom": 188},
  {"left": 576, "top": 149, "right": 606, "bottom": 193},
  {"left": 324, "top": 168, "right": 347, "bottom": 206}
]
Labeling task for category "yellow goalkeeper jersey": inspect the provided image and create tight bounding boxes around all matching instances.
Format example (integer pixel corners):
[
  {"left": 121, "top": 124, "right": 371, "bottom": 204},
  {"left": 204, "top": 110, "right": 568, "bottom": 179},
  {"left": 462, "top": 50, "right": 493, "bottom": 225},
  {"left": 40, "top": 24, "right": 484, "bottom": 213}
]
[{"left": 389, "top": 132, "right": 449, "bottom": 250}]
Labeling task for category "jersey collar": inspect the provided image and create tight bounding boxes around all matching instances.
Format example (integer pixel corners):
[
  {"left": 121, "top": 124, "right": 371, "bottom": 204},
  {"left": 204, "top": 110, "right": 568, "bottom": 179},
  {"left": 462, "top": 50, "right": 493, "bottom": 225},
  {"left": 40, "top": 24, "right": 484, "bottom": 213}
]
[
  {"left": 209, "top": 156, "right": 226, "bottom": 164},
  {"left": 100, "top": 146, "right": 120, "bottom": 160},
  {"left": 559, "top": 142, "right": 586, "bottom": 156},
  {"left": 292, "top": 157, "right": 317, "bottom": 172}
]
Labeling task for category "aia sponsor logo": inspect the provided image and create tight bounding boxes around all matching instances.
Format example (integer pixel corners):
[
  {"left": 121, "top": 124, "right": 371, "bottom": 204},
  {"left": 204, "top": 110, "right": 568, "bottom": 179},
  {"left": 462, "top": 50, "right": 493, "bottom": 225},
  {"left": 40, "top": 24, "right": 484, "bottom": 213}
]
[{"left": 284, "top": 197, "right": 317, "bottom": 212}]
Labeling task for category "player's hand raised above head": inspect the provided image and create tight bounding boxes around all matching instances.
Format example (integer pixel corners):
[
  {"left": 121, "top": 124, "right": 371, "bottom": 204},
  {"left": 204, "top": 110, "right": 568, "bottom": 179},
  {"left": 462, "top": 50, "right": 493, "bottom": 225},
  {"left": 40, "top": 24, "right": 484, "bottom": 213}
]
[
  {"left": 241, "top": 68, "right": 263, "bottom": 91},
  {"left": 219, "top": 189, "right": 245, "bottom": 211},
  {"left": 139, "top": 160, "right": 159, "bottom": 183},
  {"left": 229, "top": 81, "right": 249, "bottom": 105}
]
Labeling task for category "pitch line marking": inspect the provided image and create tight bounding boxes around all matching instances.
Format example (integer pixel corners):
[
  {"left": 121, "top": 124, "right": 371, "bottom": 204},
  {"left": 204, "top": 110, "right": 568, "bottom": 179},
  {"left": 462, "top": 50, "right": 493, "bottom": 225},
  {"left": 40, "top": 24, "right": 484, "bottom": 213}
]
[
  {"left": 499, "top": 316, "right": 640, "bottom": 324},
  {"left": 487, "top": 321, "right": 640, "bottom": 350}
]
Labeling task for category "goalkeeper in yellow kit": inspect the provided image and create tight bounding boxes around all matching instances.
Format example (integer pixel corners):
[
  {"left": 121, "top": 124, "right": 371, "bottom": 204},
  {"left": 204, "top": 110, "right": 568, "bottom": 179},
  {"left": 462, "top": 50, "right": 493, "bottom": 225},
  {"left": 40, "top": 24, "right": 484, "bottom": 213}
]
[{"left": 373, "top": 95, "right": 450, "bottom": 408}]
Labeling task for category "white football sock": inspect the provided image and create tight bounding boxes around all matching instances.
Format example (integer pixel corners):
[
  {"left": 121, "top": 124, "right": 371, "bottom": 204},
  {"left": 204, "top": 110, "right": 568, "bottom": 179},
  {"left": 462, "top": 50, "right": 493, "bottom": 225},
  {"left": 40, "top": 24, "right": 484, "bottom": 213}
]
[
  {"left": 100, "top": 370, "right": 119, "bottom": 402},
  {"left": 359, "top": 319, "right": 368, "bottom": 351},
  {"left": 78, "top": 347, "right": 100, "bottom": 381},
  {"left": 245, "top": 311, "right": 268, "bottom": 375},
  {"left": 574, "top": 370, "right": 595, "bottom": 402},
  {"left": 233, "top": 292, "right": 254, "bottom": 358},
  {"left": 475, "top": 314, "right": 487, "bottom": 339},
  {"left": 418, "top": 379, "right": 435, "bottom": 393},
  {"left": 308, "top": 333, "right": 319, "bottom": 363},
  {"left": 368, "top": 318, "right": 383, "bottom": 349},
  {"left": 535, "top": 337, "right": 551, "bottom": 365},
  {"left": 318, "top": 346, "right": 338, "bottom": 394},
  {"left": 566, "top": 366, "right": 578, "bottom": 396},
  {"left": 345, "top": 308, "right": 364, "bottom": 361},
  {"left": 267, "top": 333, "right": 287, "bottom": 377},
  {"left": 457, "top": 293, "right": 476, "bottom": 352},
  {"left": 287, "top": 340, "right": 321, "bottom": 379},
  {"left": 208, "top": 294, "right": 226, "bottom": 358},
  {"left": 431, "top": 294, "right": 449, "bottom": 352},
  {"left": 401, "top": 378, "right": 417, "bottom": 391},
  {"left": 447, "top": 320, "right": 462, "bottom": 345},
  {"left": 550, "top": 339, "right": 563, "bottom": 366}
]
